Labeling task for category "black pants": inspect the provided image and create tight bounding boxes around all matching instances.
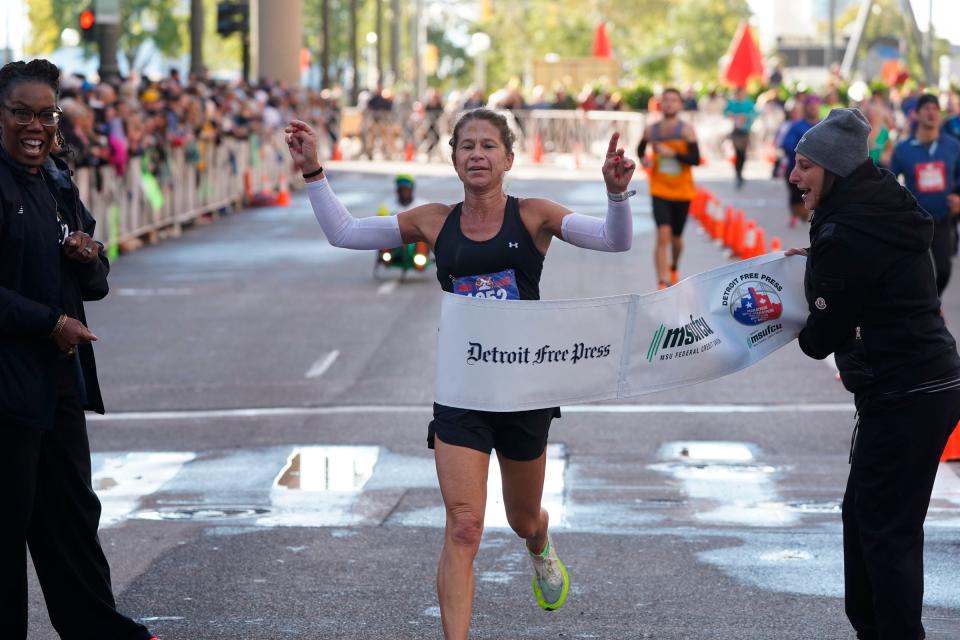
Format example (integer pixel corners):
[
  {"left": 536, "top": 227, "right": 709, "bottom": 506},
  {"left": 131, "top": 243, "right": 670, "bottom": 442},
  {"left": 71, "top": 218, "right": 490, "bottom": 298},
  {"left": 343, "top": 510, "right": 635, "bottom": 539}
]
[
  {"left": 731, "top": 131, "right": 749, "bottom": 184},
  {"left": 843, "top": 387, "right": 960, "bottom": 640},
  {"left": 931, "top": 218, "right": 955, "bottom": 296},
  {"left": 0, "top": 361, "right": 151, "bottom": 640}
]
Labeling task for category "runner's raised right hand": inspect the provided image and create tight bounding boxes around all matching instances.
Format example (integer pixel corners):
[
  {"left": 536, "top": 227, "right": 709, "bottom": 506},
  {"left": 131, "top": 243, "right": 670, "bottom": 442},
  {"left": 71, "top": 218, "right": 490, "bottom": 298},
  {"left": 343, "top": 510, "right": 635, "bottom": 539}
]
[{"left": 285, "top": 120, "right": 321, "bottom": 174}]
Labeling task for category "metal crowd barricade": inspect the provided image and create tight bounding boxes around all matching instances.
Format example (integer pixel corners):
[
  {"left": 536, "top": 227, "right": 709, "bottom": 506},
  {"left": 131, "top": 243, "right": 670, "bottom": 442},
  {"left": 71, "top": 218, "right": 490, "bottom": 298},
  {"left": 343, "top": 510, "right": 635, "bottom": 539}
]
[{"left": 75, "top": 131, "right": 293, "bottom": 253}]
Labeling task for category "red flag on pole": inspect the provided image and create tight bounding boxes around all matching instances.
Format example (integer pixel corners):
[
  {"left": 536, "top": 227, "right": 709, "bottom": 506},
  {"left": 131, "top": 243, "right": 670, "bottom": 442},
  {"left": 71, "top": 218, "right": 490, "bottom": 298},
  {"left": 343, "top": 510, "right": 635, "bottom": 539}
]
[
  {"left": 723, "top": 22, "right": 764, "bottom": 88},
  {"left": 593, "top": 22, "right": 613, "bottom": 59}
]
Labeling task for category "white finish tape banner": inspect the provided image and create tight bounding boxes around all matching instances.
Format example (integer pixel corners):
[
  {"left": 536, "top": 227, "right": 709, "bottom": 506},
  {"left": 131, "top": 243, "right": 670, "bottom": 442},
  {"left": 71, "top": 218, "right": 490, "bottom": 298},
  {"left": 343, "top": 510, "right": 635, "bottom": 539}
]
[{"left": 434, "top": 254, "right": 808, "bottom": 411}]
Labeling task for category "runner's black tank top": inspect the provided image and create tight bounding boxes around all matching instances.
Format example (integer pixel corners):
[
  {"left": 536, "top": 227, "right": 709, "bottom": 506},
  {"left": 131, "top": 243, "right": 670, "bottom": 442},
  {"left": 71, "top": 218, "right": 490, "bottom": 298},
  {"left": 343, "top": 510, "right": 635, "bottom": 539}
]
[{"left": 434, "top": 195, "right": 544, "bottom": 300}]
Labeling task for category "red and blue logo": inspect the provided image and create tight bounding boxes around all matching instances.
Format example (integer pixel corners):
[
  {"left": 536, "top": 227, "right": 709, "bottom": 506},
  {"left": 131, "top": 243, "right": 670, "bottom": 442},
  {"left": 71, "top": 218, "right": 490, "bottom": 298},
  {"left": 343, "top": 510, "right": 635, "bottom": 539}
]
[
  {"left": 731, "top": 282, "right": 783, "bottom": 326},
  {"left": 452, "top": 269, "right": 520, "bottom": 300}
]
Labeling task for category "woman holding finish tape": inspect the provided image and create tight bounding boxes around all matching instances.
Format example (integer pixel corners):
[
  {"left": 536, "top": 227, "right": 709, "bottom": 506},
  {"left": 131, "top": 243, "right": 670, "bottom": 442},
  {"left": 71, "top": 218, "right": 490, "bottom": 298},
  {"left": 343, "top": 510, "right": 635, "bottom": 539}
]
[
  {"left": 286, "top": 108, "right": 635, "bottom": 639},
  {"left": 787, "top": 107, "right": 960, "bottom": 640}
]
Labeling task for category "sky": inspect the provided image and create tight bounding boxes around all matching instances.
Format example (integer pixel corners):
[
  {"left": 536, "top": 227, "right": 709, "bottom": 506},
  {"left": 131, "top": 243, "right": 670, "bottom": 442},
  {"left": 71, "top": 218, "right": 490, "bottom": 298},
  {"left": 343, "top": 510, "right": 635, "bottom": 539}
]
[{"left": 2, "top": 0, "right": 960, "bottom": 65}]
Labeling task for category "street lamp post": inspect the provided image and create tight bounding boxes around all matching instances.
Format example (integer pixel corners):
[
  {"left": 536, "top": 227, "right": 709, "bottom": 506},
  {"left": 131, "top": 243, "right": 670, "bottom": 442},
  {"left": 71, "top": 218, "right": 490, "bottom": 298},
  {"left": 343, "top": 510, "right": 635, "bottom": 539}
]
[{"left": 468, "top": 32, "right": 491, "bottom": 92}]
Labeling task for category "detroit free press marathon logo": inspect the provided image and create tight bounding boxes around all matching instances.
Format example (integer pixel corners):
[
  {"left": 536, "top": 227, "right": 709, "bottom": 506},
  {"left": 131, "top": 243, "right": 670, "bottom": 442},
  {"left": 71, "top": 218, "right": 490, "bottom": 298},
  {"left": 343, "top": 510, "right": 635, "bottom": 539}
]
[{"left": 721, "top": 270, "right": 785, "bottom": 349}]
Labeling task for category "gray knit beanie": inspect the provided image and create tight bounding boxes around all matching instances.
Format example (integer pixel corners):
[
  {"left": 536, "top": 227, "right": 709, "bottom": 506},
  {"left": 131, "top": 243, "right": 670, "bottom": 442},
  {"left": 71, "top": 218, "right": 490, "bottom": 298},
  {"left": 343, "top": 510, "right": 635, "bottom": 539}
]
[{"left": 795, "top": 107, "right": 870, "bottom": 177}]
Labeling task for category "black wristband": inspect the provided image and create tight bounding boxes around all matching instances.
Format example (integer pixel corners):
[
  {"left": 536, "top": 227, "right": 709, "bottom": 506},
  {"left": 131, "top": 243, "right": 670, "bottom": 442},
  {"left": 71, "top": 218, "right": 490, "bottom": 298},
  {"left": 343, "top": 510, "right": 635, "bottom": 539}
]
[{"left": 302, "top": 167, "right": 324, "bottom": 179}]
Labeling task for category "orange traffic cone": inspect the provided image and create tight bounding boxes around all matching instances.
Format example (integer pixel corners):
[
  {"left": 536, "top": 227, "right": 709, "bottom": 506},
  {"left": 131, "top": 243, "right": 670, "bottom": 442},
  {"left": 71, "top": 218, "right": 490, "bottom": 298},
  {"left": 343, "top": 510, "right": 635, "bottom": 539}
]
[
  {"left": 770, "top": 236, "right": 782, "bottom": 252},
  {"left": 404, "top": 141, "right": 415, "bottom": 161},
  {"left": 942, "top": 422, "right": 960, "bottom": 461},
  {"left": 276, "top": 174, "right": 291, "bottom": 206},
  {"left": 332, "top": 142, "right": 343, "bottom": 161},
  {"left": 243, "top": 169, "right": 254, "bottom": 201},
  {"left": 723, "top": 207, "right": 735, "bottom": 249},
  {"left": 735, "top": 210, "right": 746, "bottom": 255},
  {"left": 690, "top": 189, "right": 707, "bottom": 222},
  {"left": 715, "top": 206, "right": 727, "bottom": 242},
  {"left": 753, "top": 226, "right": 767, "bottom": 257},
  {"left": 532, "top": 134, "right": 543, "bottom": 164},
  {"left": 708, "top": 199, "right": 723, "bottom": 238},
  {"left": 740, "top": 220, "right": 757, "bottom": 258}
]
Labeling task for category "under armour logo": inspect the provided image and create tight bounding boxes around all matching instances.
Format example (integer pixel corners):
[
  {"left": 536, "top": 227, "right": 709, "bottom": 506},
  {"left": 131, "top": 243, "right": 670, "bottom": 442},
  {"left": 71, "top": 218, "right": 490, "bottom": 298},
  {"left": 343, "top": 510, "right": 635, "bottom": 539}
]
[{"left": 508, "top": 242, "right": 519, "bottom": 248}]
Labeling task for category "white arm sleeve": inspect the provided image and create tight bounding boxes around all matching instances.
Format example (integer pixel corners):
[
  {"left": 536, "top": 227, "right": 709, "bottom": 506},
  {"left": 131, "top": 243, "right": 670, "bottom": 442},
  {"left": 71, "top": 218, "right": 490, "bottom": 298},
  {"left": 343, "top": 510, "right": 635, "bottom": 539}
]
[
  {"left": 306, "top": 179, "right": 404, "bottom": 249},
  {"left": 560, "top": 198, "right": 633, "bottom": 252}
]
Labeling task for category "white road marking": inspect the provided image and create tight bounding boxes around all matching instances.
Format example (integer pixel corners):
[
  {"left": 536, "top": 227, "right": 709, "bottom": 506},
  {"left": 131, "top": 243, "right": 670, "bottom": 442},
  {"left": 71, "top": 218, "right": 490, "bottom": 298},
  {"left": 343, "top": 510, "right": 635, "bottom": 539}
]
[
  {"left": 305, "top": 350, "right": 339, "bottom": 379},
  {"left": 377, "top": 280, "right": 399, "bottom": 295},
  {"left": 88, "top": 402, "right": 853, "bottom": 423}
]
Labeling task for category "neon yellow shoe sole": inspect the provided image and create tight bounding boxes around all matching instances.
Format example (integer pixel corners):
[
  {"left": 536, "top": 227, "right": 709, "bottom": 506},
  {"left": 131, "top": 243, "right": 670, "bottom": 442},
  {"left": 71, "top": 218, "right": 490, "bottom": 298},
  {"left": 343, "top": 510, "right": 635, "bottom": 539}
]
[{"left": 532, "top": 555, "right": 569, "bottom": 611}]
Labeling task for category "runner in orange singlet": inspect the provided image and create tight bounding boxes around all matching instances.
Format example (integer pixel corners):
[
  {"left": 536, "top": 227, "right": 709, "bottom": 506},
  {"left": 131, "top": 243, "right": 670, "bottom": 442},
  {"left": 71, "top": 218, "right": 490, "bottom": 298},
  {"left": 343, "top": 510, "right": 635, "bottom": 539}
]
[{"left": 637, "top": 87, "right": 700, "bottom": 289}]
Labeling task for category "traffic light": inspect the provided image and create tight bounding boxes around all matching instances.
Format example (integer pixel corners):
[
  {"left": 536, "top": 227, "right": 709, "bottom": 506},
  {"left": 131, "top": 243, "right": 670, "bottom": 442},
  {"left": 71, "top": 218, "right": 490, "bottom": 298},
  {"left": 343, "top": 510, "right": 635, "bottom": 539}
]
[
  {"left": 217, "top": 1, "right": 248, "bottom": 37},
  {"left": 79, "top": 8, "right": 96, "bottom": 43}
]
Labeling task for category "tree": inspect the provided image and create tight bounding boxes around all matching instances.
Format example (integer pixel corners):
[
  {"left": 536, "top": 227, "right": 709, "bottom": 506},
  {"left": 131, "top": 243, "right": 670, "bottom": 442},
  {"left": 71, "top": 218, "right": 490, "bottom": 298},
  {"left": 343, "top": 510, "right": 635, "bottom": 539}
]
[
  {"left": 25, "top": 0, "right": 187, "bottom": 75},
  {"left": 24, "top": 0, "right": 61, "bottom": 56},
  {"left": 667, "top": 0, "right": 752, "bottom": 83},
  {"left": 118, "top": 0, "right": 185, "bottom": 73}
]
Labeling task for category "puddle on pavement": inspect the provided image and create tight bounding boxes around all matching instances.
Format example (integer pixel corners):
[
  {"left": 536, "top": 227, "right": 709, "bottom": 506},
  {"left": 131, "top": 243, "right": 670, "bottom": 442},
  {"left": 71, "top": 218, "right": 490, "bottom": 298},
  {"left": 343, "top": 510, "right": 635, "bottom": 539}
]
[
  {"left": 257, "top": 446, "right": 382, "bottom": 528},
  {"left": 275, "top": 446, "right": 379, "bottom": 491},
  {"left": 92, "top": 452, "right": 196, "bottom": 526},
  {"left": 138, "top": 506, "right": 270, "bottom": 521},
  {"left": 786, "top": 501, "right": 841, "bottom": 514},
  {"left": 697, "top": 530, "right": 960, "bottom": 609},
  {"left": 650, "top": 441, "right": 796, "bottom": 527},
  {"left": 759, "top": 549, "right": 813, "bottom": 562}
]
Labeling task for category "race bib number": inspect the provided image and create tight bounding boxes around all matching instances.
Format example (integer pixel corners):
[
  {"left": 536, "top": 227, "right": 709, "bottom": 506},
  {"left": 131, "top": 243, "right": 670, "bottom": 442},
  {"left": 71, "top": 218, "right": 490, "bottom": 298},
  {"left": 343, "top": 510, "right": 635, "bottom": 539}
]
[
  {"left": 916, "top": 161, "right": 947, "bottom": 193},
  {"left": 658, "top": 156, "right": 681, "bottom": 176},
  {"left": 452, "top": 269, "right": 520, "bottom": 300}
]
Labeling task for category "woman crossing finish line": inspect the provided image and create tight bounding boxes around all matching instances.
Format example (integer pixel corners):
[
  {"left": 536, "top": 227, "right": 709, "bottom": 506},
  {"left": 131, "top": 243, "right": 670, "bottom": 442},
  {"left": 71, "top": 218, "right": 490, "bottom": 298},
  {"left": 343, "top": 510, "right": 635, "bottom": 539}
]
[{"left": 286, "top": 109, "right": 635, "bottom": 640}]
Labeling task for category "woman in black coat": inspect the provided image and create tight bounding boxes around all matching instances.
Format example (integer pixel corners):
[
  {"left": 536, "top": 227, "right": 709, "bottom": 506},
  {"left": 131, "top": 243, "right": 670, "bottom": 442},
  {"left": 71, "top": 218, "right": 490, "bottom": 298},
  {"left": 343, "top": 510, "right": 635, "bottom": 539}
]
[
  {"left": 0, "top": 59, "right": 155, "bottom": 640},
  {"left": 788, "top": 108, "right": 960, "bottom": 640}
]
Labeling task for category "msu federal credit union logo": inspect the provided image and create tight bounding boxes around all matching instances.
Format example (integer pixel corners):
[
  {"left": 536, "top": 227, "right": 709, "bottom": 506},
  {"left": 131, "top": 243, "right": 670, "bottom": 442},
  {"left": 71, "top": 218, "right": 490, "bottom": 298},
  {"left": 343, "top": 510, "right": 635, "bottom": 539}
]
[{"left": 646, "top": 315, "right": 719, "bottom": 362}]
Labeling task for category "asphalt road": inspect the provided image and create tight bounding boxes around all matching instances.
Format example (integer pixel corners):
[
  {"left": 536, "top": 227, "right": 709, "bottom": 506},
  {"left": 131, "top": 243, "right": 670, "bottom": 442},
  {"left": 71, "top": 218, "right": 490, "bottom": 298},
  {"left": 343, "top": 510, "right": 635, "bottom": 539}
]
[{"left": 26, "top": 158, "right": 960, "bottom": 639}]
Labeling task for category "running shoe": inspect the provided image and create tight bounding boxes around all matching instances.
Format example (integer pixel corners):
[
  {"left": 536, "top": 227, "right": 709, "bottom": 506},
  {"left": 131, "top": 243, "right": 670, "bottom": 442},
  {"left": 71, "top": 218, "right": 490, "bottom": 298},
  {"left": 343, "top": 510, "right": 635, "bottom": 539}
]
[
  {"left": 657, "top": 281, "right": 668, "bottom": 290},
  {"left": 669, "top": 269, "right": 679, "bottom": 285},
  {"left": 529, "top": 534, "right": 569, "bottom": 611}
]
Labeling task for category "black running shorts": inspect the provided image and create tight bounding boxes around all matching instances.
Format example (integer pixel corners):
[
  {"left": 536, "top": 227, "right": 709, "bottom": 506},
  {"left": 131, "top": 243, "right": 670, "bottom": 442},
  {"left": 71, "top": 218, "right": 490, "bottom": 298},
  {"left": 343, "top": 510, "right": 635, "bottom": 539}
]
[
  {"left": 652, "top": 196, "right": 690, "bottom": 237},
  {"left": 428, "top": 403, "right": 560, "bottom": 461}
]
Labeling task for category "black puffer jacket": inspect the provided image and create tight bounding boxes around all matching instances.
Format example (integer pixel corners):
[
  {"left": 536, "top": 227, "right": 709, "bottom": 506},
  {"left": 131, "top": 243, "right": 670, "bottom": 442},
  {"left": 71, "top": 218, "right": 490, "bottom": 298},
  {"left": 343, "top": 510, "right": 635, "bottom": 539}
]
[{"left": 799, "top": 159, "right": 960, "bottom": 402}]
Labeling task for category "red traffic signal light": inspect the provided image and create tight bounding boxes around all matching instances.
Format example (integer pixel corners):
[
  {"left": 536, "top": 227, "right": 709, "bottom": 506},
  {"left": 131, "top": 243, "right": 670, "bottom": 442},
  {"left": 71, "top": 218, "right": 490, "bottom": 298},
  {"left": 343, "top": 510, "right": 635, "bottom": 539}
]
[
  {"left": 79, "top": 9, "right": 95, "bottom": 31},
  {"left": 79, "top": 8, "right": 96, "bottom": 43}
]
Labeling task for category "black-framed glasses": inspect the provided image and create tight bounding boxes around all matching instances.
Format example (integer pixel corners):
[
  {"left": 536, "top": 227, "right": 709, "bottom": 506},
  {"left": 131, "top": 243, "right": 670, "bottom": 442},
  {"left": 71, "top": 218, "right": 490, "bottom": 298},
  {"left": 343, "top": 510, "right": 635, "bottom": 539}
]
[{"left": 3, "top": 105, "right": 61, "bottom": 127}]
